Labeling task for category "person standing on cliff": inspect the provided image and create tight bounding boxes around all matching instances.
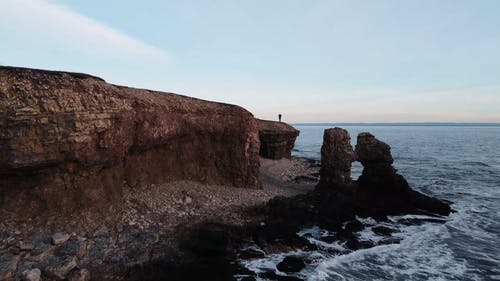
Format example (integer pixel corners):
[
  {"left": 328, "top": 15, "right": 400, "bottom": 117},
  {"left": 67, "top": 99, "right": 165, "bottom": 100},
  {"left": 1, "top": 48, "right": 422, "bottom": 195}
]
[{"left": 278, "top": 113, "right": 282, "bottom": 122}]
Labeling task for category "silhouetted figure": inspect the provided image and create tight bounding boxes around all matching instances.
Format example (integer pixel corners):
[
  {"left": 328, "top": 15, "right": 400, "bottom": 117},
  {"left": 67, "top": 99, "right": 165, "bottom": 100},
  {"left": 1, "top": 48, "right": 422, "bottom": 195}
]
[{"left": 278, "top": 114, "right": 282, "bottom": 122}]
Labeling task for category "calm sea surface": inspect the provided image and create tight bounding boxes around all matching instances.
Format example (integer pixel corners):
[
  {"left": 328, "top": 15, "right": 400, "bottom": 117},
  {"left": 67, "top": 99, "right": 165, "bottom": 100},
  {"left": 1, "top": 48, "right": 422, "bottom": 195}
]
[{"left": 245, "top": 125, "right": 500, "bottom": 281}]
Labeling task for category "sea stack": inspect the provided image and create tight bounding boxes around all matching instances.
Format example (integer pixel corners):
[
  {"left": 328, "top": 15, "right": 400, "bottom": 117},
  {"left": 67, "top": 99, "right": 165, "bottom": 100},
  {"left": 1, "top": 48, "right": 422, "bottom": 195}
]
[
  {"left": 355, "top": 132, "right": 396, "bottom": 188},
  {"left": 256, "top": 119, "right": 299, "bottom": 160},
  {"left": 319, "top": 127, "right": 354, "bottom": 185},
  {"left": 354, "top": 132, "right": 451, "bottom": 216}
]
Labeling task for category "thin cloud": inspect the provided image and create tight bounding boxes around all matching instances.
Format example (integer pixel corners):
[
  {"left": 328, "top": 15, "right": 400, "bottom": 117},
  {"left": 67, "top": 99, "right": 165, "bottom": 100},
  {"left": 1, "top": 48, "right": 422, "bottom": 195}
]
[{"left": 0, "top": 0, "right": 168, "bottom": 61}]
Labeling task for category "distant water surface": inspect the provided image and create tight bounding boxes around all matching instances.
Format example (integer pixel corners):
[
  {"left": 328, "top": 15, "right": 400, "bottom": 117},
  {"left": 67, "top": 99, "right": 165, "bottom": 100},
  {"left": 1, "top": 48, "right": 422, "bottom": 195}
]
[{"left": 247, "top": 125, "right": 500, "bottom": 281}]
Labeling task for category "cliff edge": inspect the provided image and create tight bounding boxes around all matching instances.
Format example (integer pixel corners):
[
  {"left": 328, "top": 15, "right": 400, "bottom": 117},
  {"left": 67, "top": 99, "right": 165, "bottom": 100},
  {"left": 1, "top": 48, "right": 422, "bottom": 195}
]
[
  {"left": 256, "top": 119, "right": 299, "bottom": 160},
  {"left": 0, "top": 66, "right": 261, "bottom": 215}
]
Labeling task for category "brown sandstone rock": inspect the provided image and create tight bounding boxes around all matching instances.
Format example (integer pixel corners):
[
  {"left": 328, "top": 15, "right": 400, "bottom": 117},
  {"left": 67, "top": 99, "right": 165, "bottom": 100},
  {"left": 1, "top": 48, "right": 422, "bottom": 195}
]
[
  {"left": 355, "top": 132, "right": 393, "bottom": 165},
  {"left": 0, "top": 66, "right": 261, "bottom": 216},
  {"left": 256, "top": 119, "right": 299, "bottom": 160},
  {"left": 355, "top": 132, "right": 397, "bottom": 188},
  {"left": 354, "top": 132, "right": 451, "bottom": 215},
  {"left": 319, "top": 127, "right": 354, "bottom": 185}
]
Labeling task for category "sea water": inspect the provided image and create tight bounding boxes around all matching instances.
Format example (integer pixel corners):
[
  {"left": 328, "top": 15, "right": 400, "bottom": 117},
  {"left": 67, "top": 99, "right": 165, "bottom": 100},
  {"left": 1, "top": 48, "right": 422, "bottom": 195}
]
[{"left": 244, "top": 125, "right": 500, "bottom": 281}]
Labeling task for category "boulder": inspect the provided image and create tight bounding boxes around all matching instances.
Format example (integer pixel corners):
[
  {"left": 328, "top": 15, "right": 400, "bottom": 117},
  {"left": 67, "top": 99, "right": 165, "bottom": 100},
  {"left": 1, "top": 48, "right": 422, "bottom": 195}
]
[
  {"left": 319, "top": 127, "right": 354, "bottom": 185},
  {"left": 67, "top": 268, "right": 90, "bottom": 281},
  {"left": 45, "top": 256, "right": 78, "bottom": 280},
  {"left": 0, "top": 66, "right": 261, "bottom": 216},
  {"left": 276, "top": 256, "right": 306, "bottom": 273},
  {"left": 21, "top": 268, "right": 41, "bottom": 281},
  {"left": 256, "top": 119, "right": 299, "bottom": 160}
]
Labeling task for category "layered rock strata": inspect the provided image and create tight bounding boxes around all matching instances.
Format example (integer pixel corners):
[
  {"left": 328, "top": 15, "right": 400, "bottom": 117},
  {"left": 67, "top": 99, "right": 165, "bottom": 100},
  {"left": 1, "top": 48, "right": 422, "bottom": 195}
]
[
  {"left": 256, "top": 119, "right": 299, "bottom": 160},
  {"left": 319, "top": 127, "right": 354, "bottom": 185},
  {"left": 0, "top": 66, "right": 261, "bottom": 215}
]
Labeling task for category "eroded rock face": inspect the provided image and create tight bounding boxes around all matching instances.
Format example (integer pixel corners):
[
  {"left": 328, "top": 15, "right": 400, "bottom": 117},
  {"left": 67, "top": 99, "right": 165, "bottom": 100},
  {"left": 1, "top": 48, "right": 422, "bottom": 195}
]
[
  {"left": 317, "top": 128, "right": 451, "bottom": 216},
  {"left": 256, "top": 119, "right": 299, "bottom": 160},
  {"left": 354, "top": 132, "right": 451, "bottom": 216},
  {"left": 319, "top": 127, "right": 354, "bottom": 185},
  {"left": 355, "top": 132, "right": 397, "bottom": 188},
  {"left": 0, "top": 66, "right": 261, "bottom": 215}
]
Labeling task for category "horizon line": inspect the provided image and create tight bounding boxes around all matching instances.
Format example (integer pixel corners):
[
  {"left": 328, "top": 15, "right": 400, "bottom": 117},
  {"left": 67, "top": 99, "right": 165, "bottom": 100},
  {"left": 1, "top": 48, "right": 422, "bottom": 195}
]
[{"left": 290, "top": 122, "right": 500, "bottom": 126}]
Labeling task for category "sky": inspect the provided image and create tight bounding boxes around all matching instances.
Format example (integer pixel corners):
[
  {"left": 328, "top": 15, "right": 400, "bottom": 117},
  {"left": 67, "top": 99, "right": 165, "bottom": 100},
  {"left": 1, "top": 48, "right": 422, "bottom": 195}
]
[{"left": 1, "top": 0, "right": 499, "bottom": 123}]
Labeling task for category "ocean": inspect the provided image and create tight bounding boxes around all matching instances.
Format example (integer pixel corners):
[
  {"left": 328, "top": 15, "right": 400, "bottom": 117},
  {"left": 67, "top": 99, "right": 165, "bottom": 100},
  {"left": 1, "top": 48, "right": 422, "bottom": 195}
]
[{"left": 244, "top": 125, "right": 500, "bottom": 281}]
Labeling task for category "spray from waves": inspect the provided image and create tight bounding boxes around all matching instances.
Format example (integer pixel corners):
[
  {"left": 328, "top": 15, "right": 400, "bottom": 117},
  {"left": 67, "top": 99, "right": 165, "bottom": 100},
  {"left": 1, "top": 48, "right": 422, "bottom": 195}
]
[
  {"left": 239, "top": 213, "right": 483, "bottom": 281},
  {"left": 305, "top": 216, "right": 480, "bottom": 281}
]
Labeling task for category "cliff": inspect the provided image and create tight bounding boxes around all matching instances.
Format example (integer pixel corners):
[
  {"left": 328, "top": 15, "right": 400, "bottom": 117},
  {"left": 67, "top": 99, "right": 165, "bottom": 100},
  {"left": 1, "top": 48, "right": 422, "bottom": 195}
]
[
  {"left": 0, "top": 66, "right": 261, "bottom": 215},
  {"left": 256, "top": 119, "right": 299, "bottom": 160}
]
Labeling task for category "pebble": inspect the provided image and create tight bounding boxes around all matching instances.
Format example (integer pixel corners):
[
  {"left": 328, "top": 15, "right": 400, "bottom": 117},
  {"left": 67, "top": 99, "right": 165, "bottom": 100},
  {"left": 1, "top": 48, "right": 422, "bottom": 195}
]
[
  {"left": 21, "top": 268, "right": 41, "bottom": 281},
  {"left": 68, "top": 268, "right": 91, "bottom": 281},
  {"left": 52, "top": 233, "right": 70, "bottom": 245},
  {"left": 19, "top": 241, "right": 34, "bottom": 251},
  {"left": 46, "top": 256, "right": 78, "bottom": 279}
]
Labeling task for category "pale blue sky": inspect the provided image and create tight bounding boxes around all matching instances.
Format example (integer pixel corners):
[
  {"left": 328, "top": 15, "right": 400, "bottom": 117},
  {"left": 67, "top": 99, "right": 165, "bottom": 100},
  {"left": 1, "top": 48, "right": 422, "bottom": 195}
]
[{"left": 1, "top": 0, "right": 499, "bottom": 122}]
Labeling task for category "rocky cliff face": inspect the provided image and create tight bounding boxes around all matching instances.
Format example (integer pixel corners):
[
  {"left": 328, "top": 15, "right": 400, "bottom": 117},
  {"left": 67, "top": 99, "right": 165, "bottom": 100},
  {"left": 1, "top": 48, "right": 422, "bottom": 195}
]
[
  {"left": 320, "top": 127, "right": 354, "bottom": 185},
  {"left": 0, "top": 66, "right": 261, "bottom": 215},
  {"left": 256, "top": 119, "right": 299, "bottom": 160}
]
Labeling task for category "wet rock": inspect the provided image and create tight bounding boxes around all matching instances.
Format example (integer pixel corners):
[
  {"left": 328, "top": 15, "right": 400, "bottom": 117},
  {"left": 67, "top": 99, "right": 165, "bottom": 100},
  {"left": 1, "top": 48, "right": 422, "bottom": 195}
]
[
  {"left": 238, "top": 246, "right": 265, "bottom": 259},
  {"left": 21, "top": 268, "right": 41, "bottom": 281},
  {"left": 320, "top": 128, "right": 354, "bottom": 185},
  {"left": 45, "top": 256, "right": 78, "bottom": 280},
  {"left": 276, "top": 256, "right": 306, "bottom": 273},
  {"left": 372, "top": 226, "right": 394, "bottom": 236},
  {"left": 67, "top": 268, "right": 90, "bottom": 281},
  {"left": 344, "top": 219, "right": 364, "bottom": 232},
  {"left": 260, "top": 271, "right": 304, "bottom": 281},
  {"left": 257, "top": 119, "right": 299, "bottom": 160},
  {"left": 239, "top": 276, "right": 257, "bottom": 281},
  {"left": 51, "top": 233, "right": 70, "bottom": 245}
]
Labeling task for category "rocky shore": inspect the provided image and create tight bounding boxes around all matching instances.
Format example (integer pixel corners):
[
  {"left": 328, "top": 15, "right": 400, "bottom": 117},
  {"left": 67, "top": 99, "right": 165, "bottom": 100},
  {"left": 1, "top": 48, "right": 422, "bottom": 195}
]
[
  {"left": 0, "top": 156, "right": 317, "bottom": 281},
  {"left": 125, "top": 128, "right": 451, "bottom": 281},
  {"left": 0, "top": 66, "right": 452, "bottom": 281}
]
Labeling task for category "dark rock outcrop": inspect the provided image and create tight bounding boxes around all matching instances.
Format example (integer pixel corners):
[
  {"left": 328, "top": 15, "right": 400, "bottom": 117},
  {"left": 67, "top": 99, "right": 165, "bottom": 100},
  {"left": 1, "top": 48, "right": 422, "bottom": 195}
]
[
  {"left": 0, "top": 66, "right": 261, "bottom": 215},
  {"left": 355, "top": 132, "right": 395, "bottom": 188},
  {"left": 354, "top": 132, "right": 451, "bottom": 216},
  {"left": 257, "top": 119, "right": 299, "bottom": 160},
  {"left": 319, "top": 127, "right": 354, "bottom": 185}
]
